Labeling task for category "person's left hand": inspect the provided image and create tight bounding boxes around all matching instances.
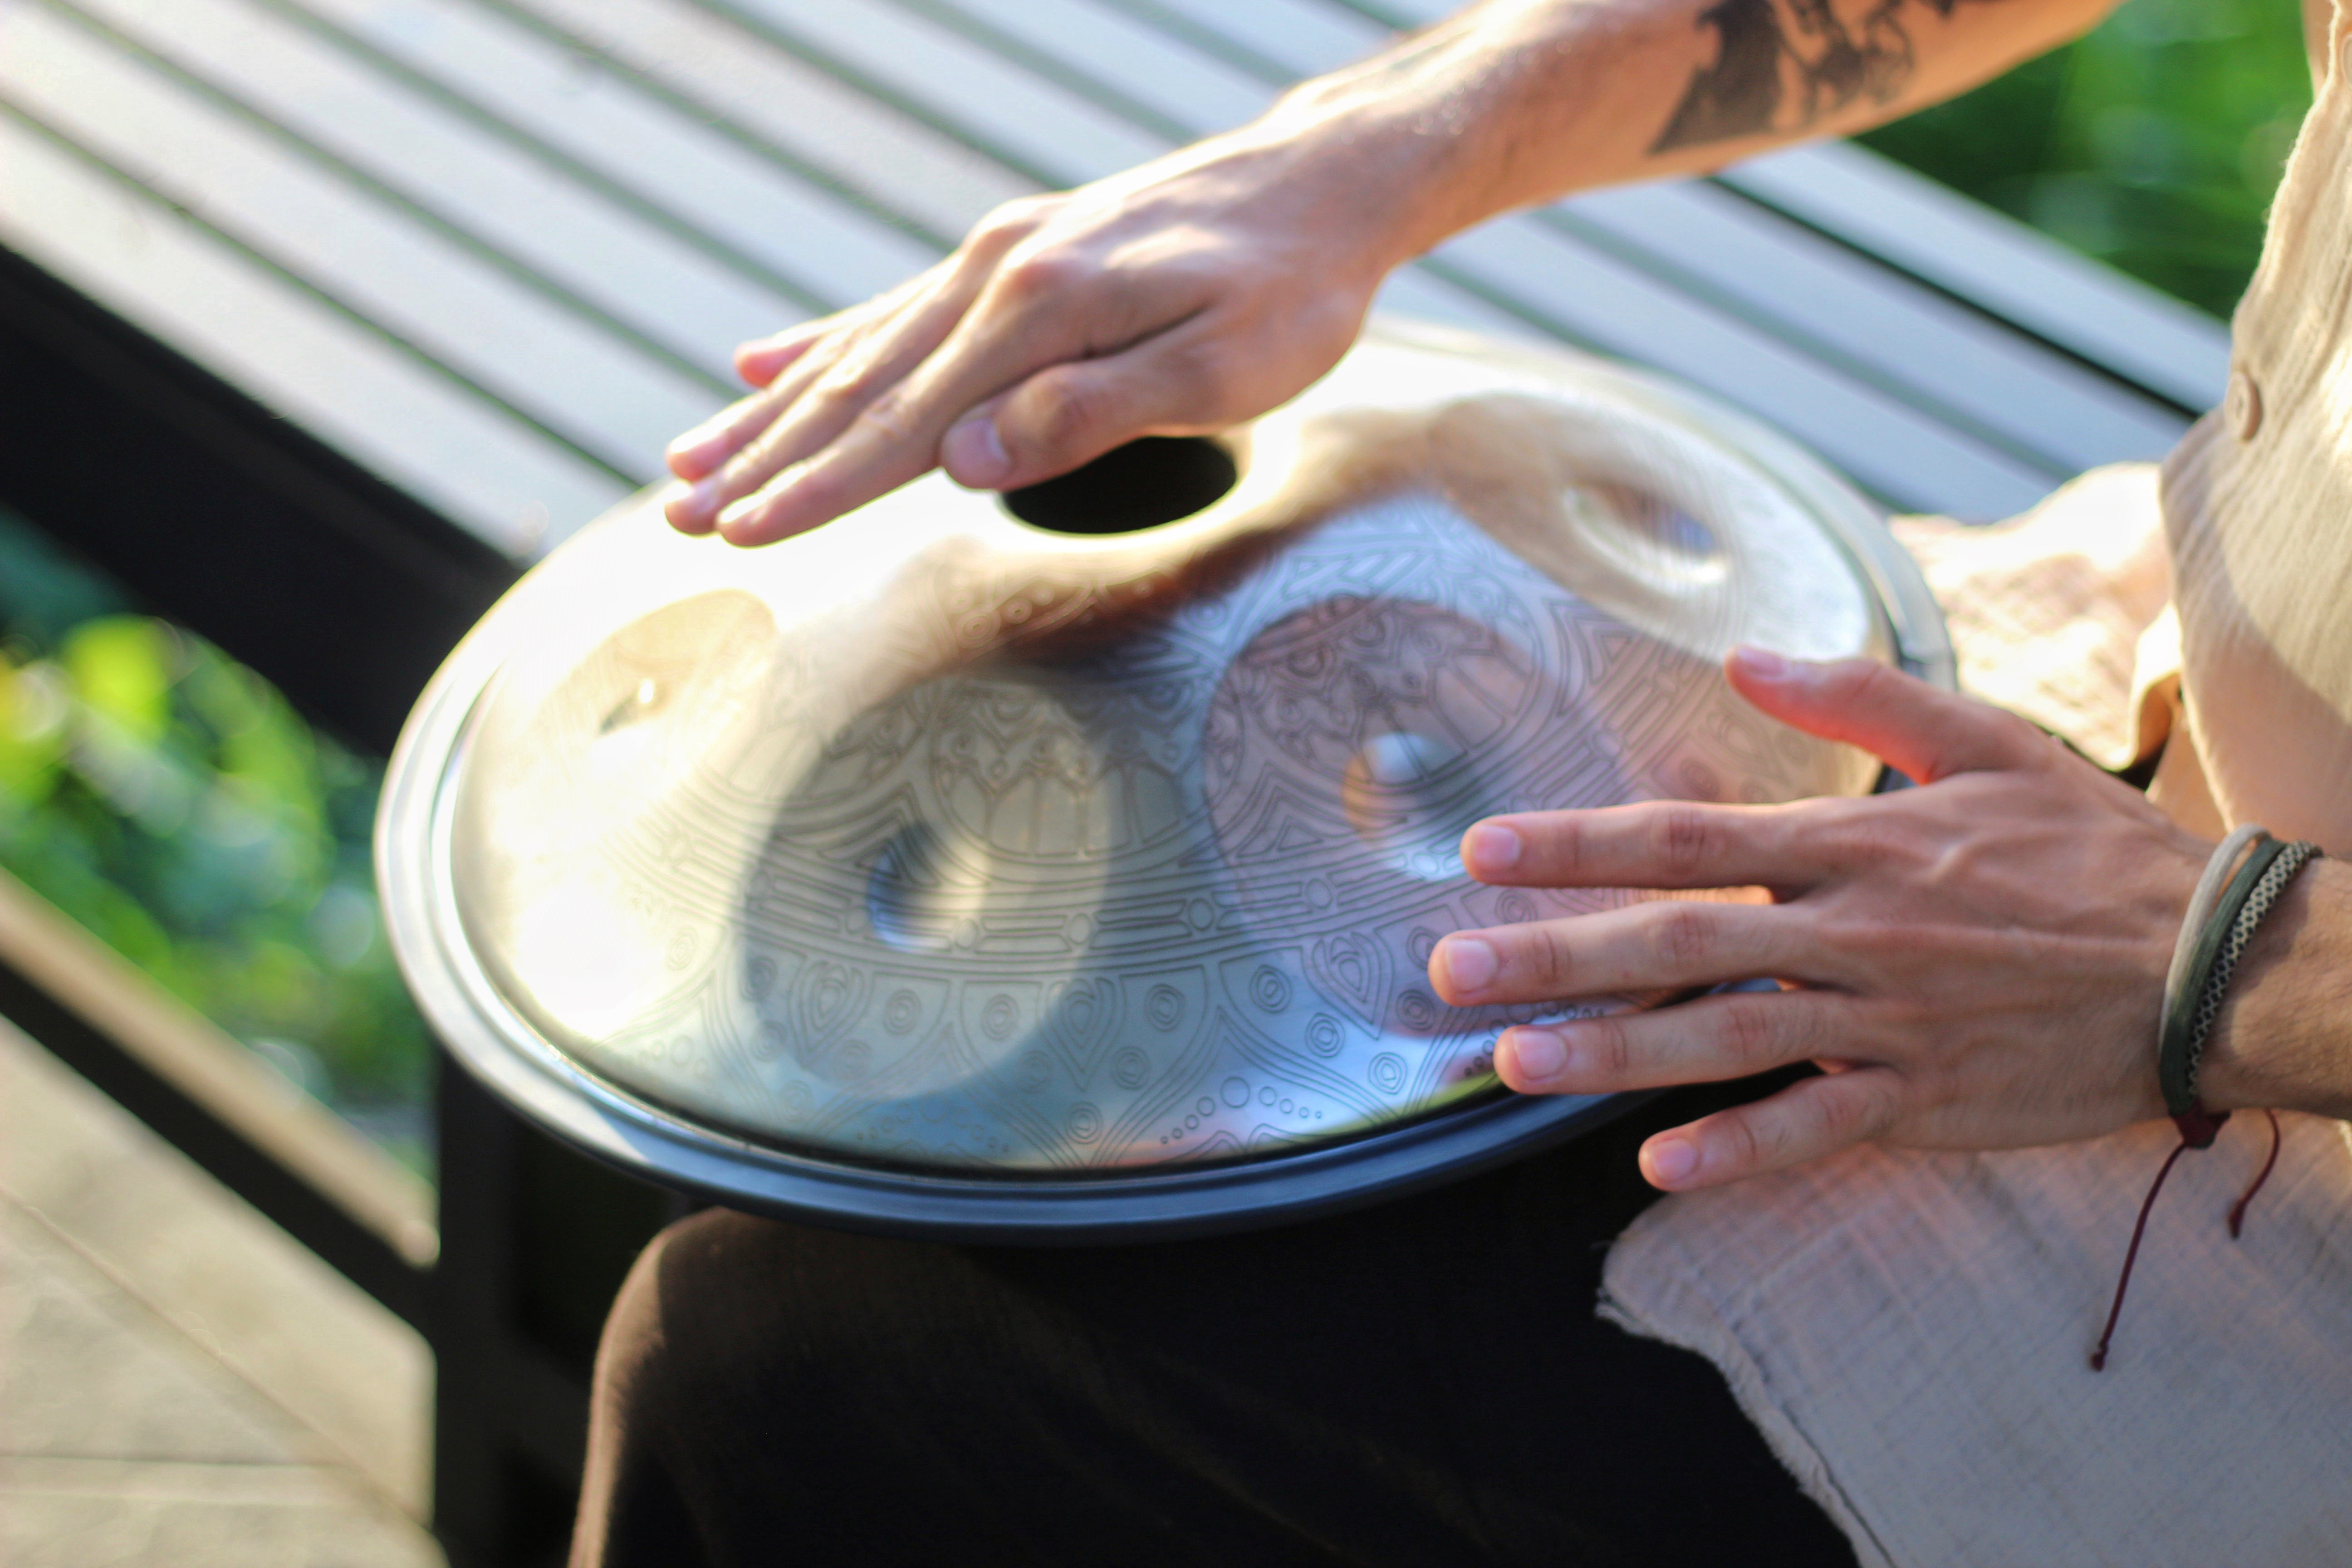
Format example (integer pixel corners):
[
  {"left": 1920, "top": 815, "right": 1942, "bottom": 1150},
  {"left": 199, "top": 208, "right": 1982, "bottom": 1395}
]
[{"left": 1427, "top": 647, "right": 2209, "bottom": 1192}]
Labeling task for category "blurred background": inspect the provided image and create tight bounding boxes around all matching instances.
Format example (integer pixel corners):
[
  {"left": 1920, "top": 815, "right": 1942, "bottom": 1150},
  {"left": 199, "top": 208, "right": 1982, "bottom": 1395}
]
[
  {"left": 0, "top": 508, "right": 433, "bottom": 1170},
  {"left": 1866, "top": 0, "right": 2312, "bottom": 318}
]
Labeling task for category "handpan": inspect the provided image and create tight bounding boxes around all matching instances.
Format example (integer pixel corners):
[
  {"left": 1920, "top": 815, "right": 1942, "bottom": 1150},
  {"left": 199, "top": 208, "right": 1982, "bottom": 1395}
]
[{"left": 377, "top": 321, "right": 1950, "bottom": 1241}]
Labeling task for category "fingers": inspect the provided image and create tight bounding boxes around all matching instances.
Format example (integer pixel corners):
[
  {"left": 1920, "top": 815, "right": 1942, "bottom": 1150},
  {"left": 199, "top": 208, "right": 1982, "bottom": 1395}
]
[
  {"left": 735, "top": 322, "right": 827, "bottom": 388},
  {"left": 1459, "top": 801, "right": 1821, "bottom": 893},
  {"left": 1636, "top": 1066, "right": 1904, "bottom": 1190},
  {"left": 708, "top": 316, "right": 1050, "bottom": 545},
  {"left": 723, "top": 261, "right": 953, "bottom": 399},
  {"left": 1492, "top": 987, "right": 1846, "bottom": 1095},
  {"left": 940, "top": 392, "right": 1013, "bottom": 486},
  {"left": 1450, "top": 658, "right": 2058, "bottom": 894},
  {"left": 713, "top": 281, "right": 1227, "bottom": 546},
  {"left": 666, "top": 375, "right": 806, "bottom": 490},
  {"left": 663, "top": 304, "right": 895, "bottom": 499},
  {"left": 941, "top": 318, "right": 1221, "bottom": 492},
  {"left": 663, "top": 201, "right": 1118, "bottom": 540},
  {"left": 671, "top": 268, "right": 997, "bottom": 541},
  {"left": 1725, "top": 647, "right": 2050, "bottom": 783},
  {"left": 669, "top": 282, "right": 936, "bottom": 486},
  {"left": 1431, "top": 901, "right": 1830, "bottom": 1009}
]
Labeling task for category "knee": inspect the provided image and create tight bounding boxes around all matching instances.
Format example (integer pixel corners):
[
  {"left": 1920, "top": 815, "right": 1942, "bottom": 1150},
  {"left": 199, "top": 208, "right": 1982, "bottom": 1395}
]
[
  {"left": 593, "top": 1206, "right": 967, "bottom": 1421},
  {"left": 594, "top": 1208, "right": 798, "bottom": 1408}
]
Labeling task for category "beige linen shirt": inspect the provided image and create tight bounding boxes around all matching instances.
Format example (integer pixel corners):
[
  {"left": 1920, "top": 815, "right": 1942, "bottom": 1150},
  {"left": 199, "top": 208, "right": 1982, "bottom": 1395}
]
[{"left": 1598, "top": 11, "right": 2352, "bottom": 1564}]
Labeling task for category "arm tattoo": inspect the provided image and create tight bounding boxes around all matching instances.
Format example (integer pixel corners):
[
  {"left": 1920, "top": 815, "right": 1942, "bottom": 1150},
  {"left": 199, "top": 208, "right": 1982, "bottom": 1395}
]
[{"left": 1651, "top": 0, "right": 1989, "bottom": 153}]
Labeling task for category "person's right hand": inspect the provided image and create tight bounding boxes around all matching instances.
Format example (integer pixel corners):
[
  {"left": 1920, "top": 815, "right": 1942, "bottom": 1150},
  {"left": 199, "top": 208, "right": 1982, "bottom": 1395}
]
[
  {"left": 1426, "top": 652, "right": 2214, "bottom": 1192},
  {"left": 658, "top": 121, "right": 1415, "bottom": 549}
]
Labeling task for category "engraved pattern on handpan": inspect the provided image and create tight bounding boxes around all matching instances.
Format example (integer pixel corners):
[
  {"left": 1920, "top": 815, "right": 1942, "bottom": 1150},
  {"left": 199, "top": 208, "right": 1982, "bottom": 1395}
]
[{"left": 450, "top": 343, "right": 1890, "bottom": 1178}]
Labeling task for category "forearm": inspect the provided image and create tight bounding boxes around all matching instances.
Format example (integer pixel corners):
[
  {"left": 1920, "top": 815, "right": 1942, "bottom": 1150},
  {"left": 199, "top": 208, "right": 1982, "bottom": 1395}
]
[
  {"left": 2200, "top": 857, "right": 2352, "bottom": 1121},
  {"left": 1255, "top": 0, "right": 2117, "bottom": 272}
]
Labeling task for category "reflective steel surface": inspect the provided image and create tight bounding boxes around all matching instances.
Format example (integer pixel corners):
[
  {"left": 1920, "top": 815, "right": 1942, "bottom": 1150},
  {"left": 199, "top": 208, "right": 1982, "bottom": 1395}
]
[{"left": 380, "top": 323, "right": 1950, "bottom": 1235}]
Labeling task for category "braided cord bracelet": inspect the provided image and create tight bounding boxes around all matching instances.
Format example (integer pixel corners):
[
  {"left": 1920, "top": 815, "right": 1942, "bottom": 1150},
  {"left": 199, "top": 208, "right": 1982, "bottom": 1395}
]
[
  {"left": 2091, "top": 828, "right": 2323, "bottom": 1370},
  {"left": 2159, "top": 823, "right": 2262, "bottom": 1043},
  {"left": 2160, "top": 834, "right": 2292, "bottom": 1135},
  {"left": 2163, "top": 836, "right": 2322, "bottom": 1124}
]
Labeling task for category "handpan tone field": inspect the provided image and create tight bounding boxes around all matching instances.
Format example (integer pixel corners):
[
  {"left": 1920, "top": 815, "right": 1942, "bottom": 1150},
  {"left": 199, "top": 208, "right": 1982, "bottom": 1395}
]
[{"left": 378, "top": 323, "right": 1950, "bottom": 1240}]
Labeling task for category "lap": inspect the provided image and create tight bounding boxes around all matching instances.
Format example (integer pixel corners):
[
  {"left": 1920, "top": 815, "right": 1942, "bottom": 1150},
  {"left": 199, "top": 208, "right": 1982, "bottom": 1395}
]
[{"left": 572, "top": 1072, "right": 1854, "bottom": 1568}]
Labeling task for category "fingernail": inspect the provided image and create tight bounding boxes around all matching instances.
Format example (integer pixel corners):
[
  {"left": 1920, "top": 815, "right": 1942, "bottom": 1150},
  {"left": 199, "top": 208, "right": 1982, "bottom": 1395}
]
[
  {"left": 1463, "top": 823, "right": 1522, "bottom": 874},
  {"left": 667, "top": 476, "right": 722, "bottom": 526},
  {"left": 718, "top": 465, "right": 804, "bottom": 533},
  {"left": 1440, "top": 936, "right": 1498, "bottom": 994},
  {"left": 943, "top": 416, "right": 1010, "bottom": 488},
  {"left": 1646, "top": 1137, "right": 1699, "bottom": 1186},
  {"left": 1731, "top": 646, "right": 1788, "bottom": 680},
  {"left": 1508, "top": 1027, "right": 1566, "bottom": 1081},
  {"left": 668, "top": 421, "right": 722, "bottom": 463}
]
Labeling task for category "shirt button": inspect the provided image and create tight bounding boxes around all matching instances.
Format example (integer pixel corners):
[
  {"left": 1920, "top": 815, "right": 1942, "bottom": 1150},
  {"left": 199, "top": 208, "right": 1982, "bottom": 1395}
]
[{"left": 2226, "top": 368, "right": 2263, "bottom": 440}]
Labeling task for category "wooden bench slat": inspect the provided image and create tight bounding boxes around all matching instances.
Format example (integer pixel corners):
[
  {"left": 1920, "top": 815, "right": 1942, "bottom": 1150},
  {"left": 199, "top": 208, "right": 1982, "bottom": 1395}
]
[
  {"left": 1561, "top": 182, "right": 2190, "bottom": 468},
  {"left": 709, "top": 0, "right": 1169, "bottom": 190},
  {"left": 1721, "top": 142, "right": 2232, "bottom": 416},
  {"left": 1310, "top": 0, "right": 1421, "bottom": 29},
  {"left": 3, "top": 2, "right": 719, "bottom": 476},
  {"left": 1428, "top": 222, "right": 2059, "bottom": 517},
  {"left": 1101, "top": 0, "right": 1385, "bottom": 79},
  {"left": 501, "top": 0, "right": 1032, "bottom": 245},
  {"left": 290, "top": 0, "right": 941, "bottom": 309},
  {"left": 0, "top": 108, "right": 628, "bottom": 552},
  {"left": 904, "top": 0, "right": 1272, "bottom": 139},
  {"left": 80, "top": 0, "right": 810, "bottom": 381},
  {"left": 1372, "top": 267, "right": 1580, "bottom": 342}
]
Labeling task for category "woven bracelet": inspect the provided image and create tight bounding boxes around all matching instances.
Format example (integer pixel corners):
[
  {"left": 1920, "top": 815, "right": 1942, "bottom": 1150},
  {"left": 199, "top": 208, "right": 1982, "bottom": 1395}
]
[
  {"left": 2093, "top": 829, "right": 2320, "bottom": 1369},
  {"left": 2161, "top": 823, "right": 2262, "bottom": 1029},
  {"left": 2158, "top": 832, "right": 2323, "bottom": 1132}
]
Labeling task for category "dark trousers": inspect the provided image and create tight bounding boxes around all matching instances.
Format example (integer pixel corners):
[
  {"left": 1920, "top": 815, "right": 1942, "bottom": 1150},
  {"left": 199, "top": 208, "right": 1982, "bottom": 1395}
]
[{"left": 571, "top": 1073, "right": 1854, "bottom": 1568}]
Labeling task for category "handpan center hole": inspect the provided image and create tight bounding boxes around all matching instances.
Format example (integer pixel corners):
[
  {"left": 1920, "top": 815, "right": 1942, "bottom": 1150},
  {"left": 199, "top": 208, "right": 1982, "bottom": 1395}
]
[{"left": 1001, "top": 436, "right": 1238, "bottom": 535}]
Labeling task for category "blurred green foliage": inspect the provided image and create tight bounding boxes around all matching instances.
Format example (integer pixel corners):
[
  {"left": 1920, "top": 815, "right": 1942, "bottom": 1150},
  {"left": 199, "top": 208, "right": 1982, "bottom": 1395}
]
[
  {"left": 1861, "top": 0, "right": 2314, "bottom": 319},
  {"left": 0, "top": 507, "right": 432, "bottom": 1174}
]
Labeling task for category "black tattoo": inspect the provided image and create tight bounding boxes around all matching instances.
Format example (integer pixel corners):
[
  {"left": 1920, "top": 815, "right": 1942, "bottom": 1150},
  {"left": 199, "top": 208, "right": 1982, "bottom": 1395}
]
[{"left": 1651, "top": 0, "right": 1982, "bottom": 154}]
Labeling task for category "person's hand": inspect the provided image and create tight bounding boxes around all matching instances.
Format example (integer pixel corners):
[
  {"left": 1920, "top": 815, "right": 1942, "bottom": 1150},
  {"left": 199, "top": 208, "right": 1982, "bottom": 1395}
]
[
  {"left": 658, "top": 123, "right": 1411, "bottom": 547},
  {"left": 1427, "top": 648, "right": 2210, "bottom": 1192}
]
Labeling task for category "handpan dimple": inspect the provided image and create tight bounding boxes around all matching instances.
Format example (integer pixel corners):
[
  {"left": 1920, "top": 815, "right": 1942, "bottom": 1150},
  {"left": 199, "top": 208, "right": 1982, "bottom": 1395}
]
[
  {"left": 387, "top": 322, "right": 1950, "bottom": 1239},
  {"left": 1207, "top": 595, "right": 1588, "bottom": 890}
]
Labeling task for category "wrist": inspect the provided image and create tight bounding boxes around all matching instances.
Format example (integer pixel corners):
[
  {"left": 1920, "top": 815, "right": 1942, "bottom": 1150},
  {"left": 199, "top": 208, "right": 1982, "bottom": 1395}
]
[
  {"left": 1241, "top": 76, "right": 1477, "bottom": 279},
  {"left": 2197, "top": 855, "right": 2352, "bottom": 1119},
  {"left": 1253, "top": 0, "right": 1654, "bottom": 268}
]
